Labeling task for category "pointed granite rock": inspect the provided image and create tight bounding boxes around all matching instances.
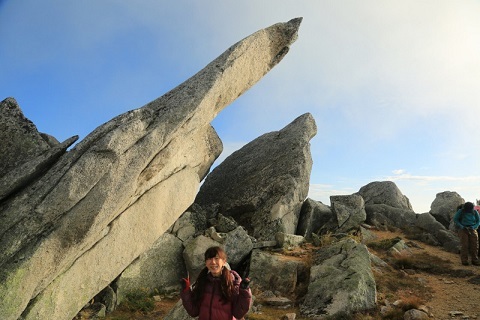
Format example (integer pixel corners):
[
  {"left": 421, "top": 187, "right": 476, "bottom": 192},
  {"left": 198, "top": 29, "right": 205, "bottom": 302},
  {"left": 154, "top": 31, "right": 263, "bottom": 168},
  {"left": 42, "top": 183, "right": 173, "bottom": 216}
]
[
  {"left": 0, "top": 18, "right": 302, "bottom": 320},
  {"left": 195, "top": 112, "right": 316, "bottom": 241}
]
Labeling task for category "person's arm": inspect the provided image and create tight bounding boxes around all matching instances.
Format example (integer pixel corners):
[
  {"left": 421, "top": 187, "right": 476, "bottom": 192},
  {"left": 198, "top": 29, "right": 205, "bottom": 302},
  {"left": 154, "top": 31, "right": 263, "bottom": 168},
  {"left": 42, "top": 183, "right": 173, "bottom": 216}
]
[
  {"left": 180, "top": 288, "right": 200, "bottom": 317},
  {"left": 453, "top": 209, "right": 465, "bottom": 228},
  {"left": 180, "top": 276, "right": 200, "bottom": 317},
  {"left": 231, "top": 278, "right": 252, "bottom": 319},
  {"left": 473, "top": 210, "right": 480, "bottom": 230}
]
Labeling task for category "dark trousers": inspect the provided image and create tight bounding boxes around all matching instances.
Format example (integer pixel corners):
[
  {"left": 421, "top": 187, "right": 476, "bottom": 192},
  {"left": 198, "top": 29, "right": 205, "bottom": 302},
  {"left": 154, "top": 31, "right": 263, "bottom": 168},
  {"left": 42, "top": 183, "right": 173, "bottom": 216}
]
[{"left": 458, "top": 228, "right": 479, "bottom": 263}]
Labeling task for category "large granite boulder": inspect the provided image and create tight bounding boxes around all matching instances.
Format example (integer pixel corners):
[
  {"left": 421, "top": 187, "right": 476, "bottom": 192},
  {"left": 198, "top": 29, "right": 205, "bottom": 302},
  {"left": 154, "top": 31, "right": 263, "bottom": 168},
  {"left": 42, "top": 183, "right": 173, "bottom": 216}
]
[
  {"left": 195, "top": 113, "right": 317, "bottom": 241},
  {"left": 430, "top": 191, "right": 464, "bottom": 228},
  {"left": 0, "top": 17, "right": 302, "bottom": 320},
  {"left": 357, "top": 181, "right": 413, "bottom": 211},
  {"left": 300, "top": 239, "right": 376, "bottom": 317}
]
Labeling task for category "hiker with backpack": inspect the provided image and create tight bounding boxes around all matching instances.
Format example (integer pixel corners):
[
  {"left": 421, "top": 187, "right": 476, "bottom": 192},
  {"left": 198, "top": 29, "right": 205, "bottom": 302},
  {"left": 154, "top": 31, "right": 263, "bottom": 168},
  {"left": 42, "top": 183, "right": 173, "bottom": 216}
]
[{"left": 454, "top": 202, "right": 480, "bottom": 266}]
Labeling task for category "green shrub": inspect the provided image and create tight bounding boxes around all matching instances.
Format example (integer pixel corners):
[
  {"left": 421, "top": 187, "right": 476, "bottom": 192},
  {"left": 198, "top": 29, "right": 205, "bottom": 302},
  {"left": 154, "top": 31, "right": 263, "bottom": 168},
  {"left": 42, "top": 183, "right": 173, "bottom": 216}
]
[{"left": 121, "top": 289, "right": 154, "bottom": 313}]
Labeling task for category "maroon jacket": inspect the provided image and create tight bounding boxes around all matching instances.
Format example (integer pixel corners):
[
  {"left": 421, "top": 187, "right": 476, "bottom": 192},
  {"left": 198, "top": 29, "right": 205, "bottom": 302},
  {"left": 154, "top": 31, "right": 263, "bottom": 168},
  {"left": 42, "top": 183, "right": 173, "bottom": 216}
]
[{"left": 180, "top": 269, "right": 251, "bottom": 320}]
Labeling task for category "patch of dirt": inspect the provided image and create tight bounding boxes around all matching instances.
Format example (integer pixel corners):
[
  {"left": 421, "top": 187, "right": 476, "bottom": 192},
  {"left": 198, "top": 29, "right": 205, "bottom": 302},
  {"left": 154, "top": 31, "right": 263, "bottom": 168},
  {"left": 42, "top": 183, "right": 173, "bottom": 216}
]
[{"left": 373, "top": 230, "right": 480, "bottom": 320}]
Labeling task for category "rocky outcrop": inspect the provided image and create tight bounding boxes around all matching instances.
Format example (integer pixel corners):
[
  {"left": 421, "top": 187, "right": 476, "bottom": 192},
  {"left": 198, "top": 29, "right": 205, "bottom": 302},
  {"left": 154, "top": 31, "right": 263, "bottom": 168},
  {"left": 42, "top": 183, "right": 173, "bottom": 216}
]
[
  {"left": 331, "top": 194, "right": 366, "bottom": 233},
  {"left": 414, "top": 212, "right": 460, "bottom": 253},
  {"left": 0, "top": 17, "right": 302, "bottom": 320},
  {"left": 249, "top": 249, "right": 309, "bottom": 300},
  {"left": 300, "top": 238, "right": 377, "bottom": 317},
  {"left": 296, "top": 198, "right": 333, "bottom": 238},
  {"left": 0, "top": 98, "right": 78, "bottom": 202},
  {"left": 0, "top": 97, "right": 62, "bottom": 177},
  {"left": 357, "top": 181, "right": 413, "bottom": 210},
  {"left": 365, "top": 204, "right": 417, "bottom": 230},
  {"left": 195, "top": 113, "right": 317, "bottom": 241},
  {"left": 430, "top": 191, "right": 464, "bottom": 228}
]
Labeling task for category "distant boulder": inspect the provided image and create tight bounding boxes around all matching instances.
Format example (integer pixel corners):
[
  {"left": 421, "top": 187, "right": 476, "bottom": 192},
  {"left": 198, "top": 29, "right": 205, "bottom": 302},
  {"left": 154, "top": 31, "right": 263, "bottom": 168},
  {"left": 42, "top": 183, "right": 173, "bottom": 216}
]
[
  {"left": 183, "top": 235, "right": 221, "bottom": 280},
  {"left": 430, "top": 191, "right": 464, "bottom": 228},
  {"left": 182, "top": 226, "right": 253, "bottom": 280},
  {"left": 357, "top": 181, "right": 413, "bottom": 211},
  {"left": 195, "top": 113, "right": 317, "bottom": 241}
]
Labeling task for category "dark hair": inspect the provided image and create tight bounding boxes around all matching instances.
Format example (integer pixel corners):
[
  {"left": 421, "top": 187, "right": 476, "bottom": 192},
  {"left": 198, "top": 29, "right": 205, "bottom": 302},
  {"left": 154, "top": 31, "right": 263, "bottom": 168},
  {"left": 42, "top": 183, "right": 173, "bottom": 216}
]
[
  {"left": 204, "top": 246, "right": 228, "bottom": 261},
  {"left": 464, "top": 202, "right": 474, "bottom": 213},
  {"left": 192, "top": 246, "right": 234, "bottom": 304}
]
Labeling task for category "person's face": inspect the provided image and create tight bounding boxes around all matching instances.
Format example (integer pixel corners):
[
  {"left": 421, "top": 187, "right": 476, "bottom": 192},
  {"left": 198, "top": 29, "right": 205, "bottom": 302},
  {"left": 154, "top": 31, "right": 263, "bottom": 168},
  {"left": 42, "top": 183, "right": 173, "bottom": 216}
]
[{"left": 205, "top": 254, "right": 226, "bottom": 277}]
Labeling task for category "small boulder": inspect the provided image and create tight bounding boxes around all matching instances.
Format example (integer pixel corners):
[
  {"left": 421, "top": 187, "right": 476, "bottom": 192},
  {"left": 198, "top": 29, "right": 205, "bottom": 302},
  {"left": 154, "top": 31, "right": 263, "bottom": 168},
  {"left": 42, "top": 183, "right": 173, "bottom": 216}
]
[
  {"left": 404, "top": 308, "right": 429, "bottom": 320},
  {"left": 275, "top": 232, "right": 305, "bottom": 249}
]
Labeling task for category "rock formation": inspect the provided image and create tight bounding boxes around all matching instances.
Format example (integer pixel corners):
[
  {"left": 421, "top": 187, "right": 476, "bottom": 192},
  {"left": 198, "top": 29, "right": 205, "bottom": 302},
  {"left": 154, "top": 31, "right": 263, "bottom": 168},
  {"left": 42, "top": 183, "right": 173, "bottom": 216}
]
[
  {"left": 296, "top": 198, "right": 332, "bottom": 238},
  {"left": 195, "top": 113, "right": 317, "bottom": 241},
  {"left": 330, "top": 194, "right": 366, "bottom": 233},
  {"left": 430, "top": 191, "right": 464, "bottom": 228},
  {"left": 0, "top": 17, "right": 302, "bottom": 320},
  {"left": 1, "top": 15, "right": 471, "bottom": 320},
  {"left": 300, "top": 238, "right": 377, "bottom": 317},
  {"left": 357, "top": 181, "right": 413, "bottom": 210}
]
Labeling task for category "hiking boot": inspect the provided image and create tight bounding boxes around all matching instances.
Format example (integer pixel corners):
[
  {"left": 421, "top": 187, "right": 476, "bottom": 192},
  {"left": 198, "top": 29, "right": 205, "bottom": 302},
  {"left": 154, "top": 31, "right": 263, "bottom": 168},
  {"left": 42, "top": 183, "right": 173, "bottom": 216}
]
[
  {"left": 472, "top": 260, "right": 480, "bottom": 266},
  {"left": 462, "top": 261, "right": 469, "bottom": 266}
]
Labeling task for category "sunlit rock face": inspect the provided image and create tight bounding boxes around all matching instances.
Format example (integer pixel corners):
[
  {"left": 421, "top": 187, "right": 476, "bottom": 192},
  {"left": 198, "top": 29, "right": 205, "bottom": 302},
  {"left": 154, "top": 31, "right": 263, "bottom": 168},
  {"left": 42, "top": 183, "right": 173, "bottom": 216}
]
[
  {"left": 0, "top": 17, "right": 302, "bottom": 320},
  {"left": 195, "top": 112, "right": 316, "bottom": 241}
]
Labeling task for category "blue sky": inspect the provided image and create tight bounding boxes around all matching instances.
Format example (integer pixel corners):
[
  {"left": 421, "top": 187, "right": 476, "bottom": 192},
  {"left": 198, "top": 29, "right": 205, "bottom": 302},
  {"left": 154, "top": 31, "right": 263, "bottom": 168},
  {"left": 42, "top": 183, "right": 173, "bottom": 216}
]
[{"left": 1, "top": 1, "right": 479, "bottom": 213}]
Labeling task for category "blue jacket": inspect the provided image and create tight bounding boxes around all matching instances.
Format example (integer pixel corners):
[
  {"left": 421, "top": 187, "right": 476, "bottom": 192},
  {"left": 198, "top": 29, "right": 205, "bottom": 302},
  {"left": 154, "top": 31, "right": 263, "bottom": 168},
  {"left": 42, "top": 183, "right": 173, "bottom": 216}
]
[{"left": 454, "top": 209, "right": 480, "bottom": 229}]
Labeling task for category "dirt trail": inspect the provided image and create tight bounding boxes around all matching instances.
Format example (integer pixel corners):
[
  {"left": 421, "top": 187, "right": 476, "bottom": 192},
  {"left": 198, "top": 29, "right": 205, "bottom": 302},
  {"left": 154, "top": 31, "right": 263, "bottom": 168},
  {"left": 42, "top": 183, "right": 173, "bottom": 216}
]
[{"left": 374, "top": 230, "right": 480, "bottom": 320}]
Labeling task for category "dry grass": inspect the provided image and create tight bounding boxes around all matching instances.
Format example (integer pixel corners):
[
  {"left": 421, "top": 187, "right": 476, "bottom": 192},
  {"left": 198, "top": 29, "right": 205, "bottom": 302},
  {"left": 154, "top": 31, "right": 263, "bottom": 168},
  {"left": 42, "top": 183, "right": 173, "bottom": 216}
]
[{"left": 391, "top": 252, "right": 453, "bottom": 274}]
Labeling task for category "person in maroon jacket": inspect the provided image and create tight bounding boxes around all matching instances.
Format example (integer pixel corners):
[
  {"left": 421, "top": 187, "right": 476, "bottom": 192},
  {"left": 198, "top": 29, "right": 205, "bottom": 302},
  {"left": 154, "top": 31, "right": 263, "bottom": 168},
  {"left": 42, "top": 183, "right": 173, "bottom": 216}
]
[{"left": 180, "top": 246, "right": 252, "bottom": 320}]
